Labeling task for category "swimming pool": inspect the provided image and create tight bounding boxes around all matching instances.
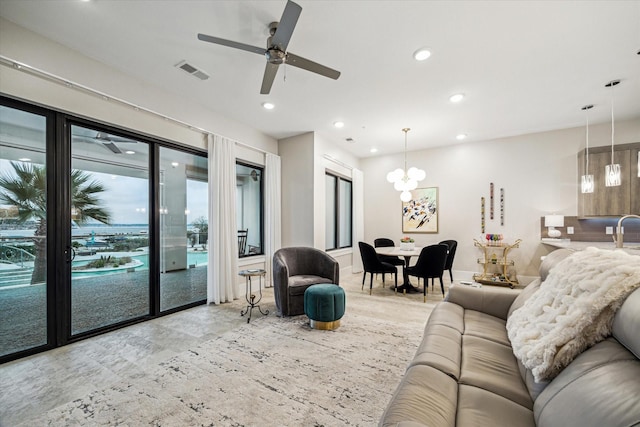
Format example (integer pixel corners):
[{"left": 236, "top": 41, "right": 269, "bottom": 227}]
[{"left": 71, "top": 251, "right": 208, "bottom": 278}]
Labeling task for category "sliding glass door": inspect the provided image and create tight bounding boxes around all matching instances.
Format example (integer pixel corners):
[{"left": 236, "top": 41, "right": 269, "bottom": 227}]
[
  {"left": 0, "top": 105, "right": 50, "bottom": 357},
  {"left": 1, "top": 97, "right": 209, "bottom": 363},
  {"left": 159, "top": 147, "right": 208, "bottom": 311},
  {"left": 69, "top": 124, "right": 150, "bottom": 335}
]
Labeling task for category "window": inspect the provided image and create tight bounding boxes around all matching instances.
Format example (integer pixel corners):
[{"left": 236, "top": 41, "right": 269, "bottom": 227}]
[
  {"left": 326, "top": 172, "right": 352, "bottom": 250},
  {"left": 236, "top": 162, "right": 263, "bottom": 257}
]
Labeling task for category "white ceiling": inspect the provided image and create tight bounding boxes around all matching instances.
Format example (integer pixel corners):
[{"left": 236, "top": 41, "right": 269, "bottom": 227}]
[{"left": 1, "top": 0, "right": 639, "bottom": 158}]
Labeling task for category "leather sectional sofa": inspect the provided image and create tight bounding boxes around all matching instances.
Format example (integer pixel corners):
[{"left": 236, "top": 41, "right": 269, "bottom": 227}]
[{"left": 380, "top": 248, "right": 640, "bottom": 426}]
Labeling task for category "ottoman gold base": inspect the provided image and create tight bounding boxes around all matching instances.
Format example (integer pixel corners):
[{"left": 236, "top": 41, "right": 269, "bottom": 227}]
[{"left": 309, "top": 319, "right": 341, "bottom": 330}]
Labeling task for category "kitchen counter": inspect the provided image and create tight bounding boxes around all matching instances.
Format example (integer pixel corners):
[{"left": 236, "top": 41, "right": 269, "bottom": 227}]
[{"left": 541, "top": 238, "right": 640, "bottom": 255}]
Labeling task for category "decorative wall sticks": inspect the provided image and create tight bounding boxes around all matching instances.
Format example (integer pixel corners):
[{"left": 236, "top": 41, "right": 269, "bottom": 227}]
[
  {"left": 490, "top": 182, "right": 494, "bottom": 220},
  {"left": 481, "top": 196, "right": 486, "bottom": 233},
  {"left": 500, "top": 188, "right": 505, "bottom": 226}
]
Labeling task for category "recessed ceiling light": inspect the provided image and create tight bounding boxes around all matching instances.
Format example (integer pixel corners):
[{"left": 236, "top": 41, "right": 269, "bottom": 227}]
[
  {"left": 171, "top": 162, "right": 179, "bottom": 167},
  {"left": 456, "top": 134, "right": 467, "bottom": 141},
  {"left": 18, "top": 157, "right": 31, "bottom": 162},
  {"left": 449, "top": 93, "right": 465, "bottom": 103},
  {"left": 334, "top": 121, "right": 345, "bottom": 128},
  {"left": 262, "top": 102, "right": 275, "bottom": 110},
  {"left": 125, "top": 150, "right": 136, "bottom": 155},
  {"left": 413, "top": 48, "right": 432, "bottom": 61},
  {"left": 370, "top": 148, "right": 378, "bottom": 153}
]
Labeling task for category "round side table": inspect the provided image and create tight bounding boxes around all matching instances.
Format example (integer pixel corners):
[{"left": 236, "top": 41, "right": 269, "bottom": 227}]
[{"left": 238, "top": 269, "right": 269, "bottom": 323}]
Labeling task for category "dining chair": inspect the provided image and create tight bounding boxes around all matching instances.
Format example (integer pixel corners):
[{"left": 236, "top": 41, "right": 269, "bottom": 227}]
[
  {"left": 439, "top": 240, "right": 458, "bottom": 283},
  {"left": 373, "top": 238, "right": 405, "bottom": 268},
  {"left": 404, "top": 244, "right": 448, "bottom": 302},
  {"left": 238, "top": 229, "right": 248, "bottom": 257},
  {"left": 358, "top": 241, "right": 398, "bottom": 294}
]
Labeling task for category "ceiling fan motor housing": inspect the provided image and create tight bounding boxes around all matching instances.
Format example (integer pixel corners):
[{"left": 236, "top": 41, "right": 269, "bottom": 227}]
[{"left": 266, "top": 49, "right": 286, "bottom": 64}]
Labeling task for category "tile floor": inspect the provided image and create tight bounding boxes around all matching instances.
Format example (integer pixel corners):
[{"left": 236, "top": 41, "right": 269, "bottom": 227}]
[{"left": 0, "top": 271, "right": 451, "bottom": 426}]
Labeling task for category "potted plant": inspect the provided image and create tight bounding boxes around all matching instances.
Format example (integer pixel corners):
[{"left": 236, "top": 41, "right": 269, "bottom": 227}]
[{"left": 400, "top": 236, "right": 415, "bottom": 251}]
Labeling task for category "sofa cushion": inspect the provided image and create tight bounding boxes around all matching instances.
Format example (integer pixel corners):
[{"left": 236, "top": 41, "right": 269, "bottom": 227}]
[
  {"left": 460, "top": 335, "right": 533, "bottom": 410},
  {"left": 507, "top": 278, "right": 541, "bottom": 319},
  {"left": 288, "top": 275, "right": 334, "bottom": 295},
  {"left": 379, "top": 365, "right": 458, "bottom": 427},
  {"left": 533, "top": 338, "right": 640, "bottom": 427},
  {"left": 539, "top": 248, "right": 573, "bottom": 281},
  {"left": 612, "top": 286, "right": 640, "bottom": 358},
  {"left": 410, "top": 324, "right": 461, "bottom": 380},
  {"left": 422, "top": 301, "right": 464, "bottom": 333},
  {"left": 445, "top": 284, "right": 519, "bottom": 320},
  {"left": 516, "top": 359, "right": 549, "bottom": 402},
  {"left": 463, "top": 310, "right": 510, "bottom": 347},
  {"left": 457, "top": 384, "right": 535, "bottom": 427}
]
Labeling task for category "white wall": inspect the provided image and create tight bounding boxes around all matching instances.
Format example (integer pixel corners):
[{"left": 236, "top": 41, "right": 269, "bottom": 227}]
[
  {"left": 279, "top": 132, "right": 315, "bottom": 247},
  {"left": 360, "top": 119, "right": 640, "bottom": 280},
  {"left": 278, "top": 131, "right": 361, "bottom": 274}
]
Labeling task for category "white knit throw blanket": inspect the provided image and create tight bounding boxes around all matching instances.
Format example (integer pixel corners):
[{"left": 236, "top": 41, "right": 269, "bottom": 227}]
[{"left": 507, "top": 247, "right": 640, "bottom": 382}]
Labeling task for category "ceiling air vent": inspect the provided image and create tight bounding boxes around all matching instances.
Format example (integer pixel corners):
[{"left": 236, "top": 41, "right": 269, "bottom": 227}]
[{"left": 175, "top": 60, "right": 210, "bottom": 81}]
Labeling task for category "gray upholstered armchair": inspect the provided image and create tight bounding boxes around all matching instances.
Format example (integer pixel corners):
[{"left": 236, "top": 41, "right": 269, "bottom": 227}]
[{"left": 272, "top": 247, "right": 340, "bottom": 316}]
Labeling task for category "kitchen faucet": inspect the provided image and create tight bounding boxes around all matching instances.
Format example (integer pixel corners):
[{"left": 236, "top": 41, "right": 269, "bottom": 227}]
[{"left": 614, "top": 214, "right": 640, "bottom": 248}]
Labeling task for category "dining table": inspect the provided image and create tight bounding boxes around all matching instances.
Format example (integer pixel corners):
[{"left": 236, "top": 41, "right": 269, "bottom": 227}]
[{"left": 375, "top": 246, "right": 423, "bottom": 293}]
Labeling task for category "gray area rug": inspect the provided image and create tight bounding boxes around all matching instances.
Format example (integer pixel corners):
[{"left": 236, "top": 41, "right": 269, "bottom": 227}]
[{"left": 17, "top": 300, "right": 432, "bottom": 426}]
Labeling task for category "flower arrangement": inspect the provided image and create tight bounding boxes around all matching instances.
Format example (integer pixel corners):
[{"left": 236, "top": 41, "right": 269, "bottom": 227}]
[{"left": 400, "top": 236, "right": 415, "bottom": 250}]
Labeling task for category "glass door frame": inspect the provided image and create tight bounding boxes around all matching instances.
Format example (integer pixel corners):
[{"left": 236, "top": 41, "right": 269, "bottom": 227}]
[
  {"left": 1, "top": 94, "right": 208, "bottom": 364},
  {"left": 0, "top": 96, "right": 58, "bottom": 361},
  {"left": 60, "top": 116, "right": 159, "bottom": 343}
]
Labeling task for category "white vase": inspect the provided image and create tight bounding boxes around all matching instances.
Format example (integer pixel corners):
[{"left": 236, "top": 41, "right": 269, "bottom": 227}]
[{"left": 400, "top": 242, "right": 415, "bottom": 251}]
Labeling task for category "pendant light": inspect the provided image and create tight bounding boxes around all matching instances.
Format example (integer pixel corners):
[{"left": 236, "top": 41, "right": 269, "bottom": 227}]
[
  {"left": 386, "top": 128, "right": 426, "bottom": 202},
  {"left": 605, "top": 79, "right": 621, "bottom": 187},
  {"left": 580, "top": 104, "right": 594, "bottom": 193}
]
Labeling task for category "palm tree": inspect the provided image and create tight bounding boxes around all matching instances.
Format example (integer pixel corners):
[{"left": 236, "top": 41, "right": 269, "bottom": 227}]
[{"left": 0, "top": 161, "right": 110, "bottom": 284}]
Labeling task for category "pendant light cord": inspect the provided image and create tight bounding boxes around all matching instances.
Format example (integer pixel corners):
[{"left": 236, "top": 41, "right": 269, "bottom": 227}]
[
  {"left": 585, "top": 107, "right": 590, "bottom": 173},
  {"left": 403, "top": 128, "right": 409, "bottom": 176},
  {"left": 610, "top": 83, "right": 615, "bottom": 164}
]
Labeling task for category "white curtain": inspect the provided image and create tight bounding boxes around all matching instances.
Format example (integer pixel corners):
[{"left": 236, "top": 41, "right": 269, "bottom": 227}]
[
  {"left": 207, "top": 134, "right": 239, "bottom": 304},
  {"left": 352, "top": 168, "right": 364, "bottom": 273},
  {"left": 264, "top": 153, "right": 282, "bottom": 287}
]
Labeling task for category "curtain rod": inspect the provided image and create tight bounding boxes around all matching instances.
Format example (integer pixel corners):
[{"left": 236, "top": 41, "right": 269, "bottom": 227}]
[{"left": 0, "top": 55, "right": 270, "bottom": 154}]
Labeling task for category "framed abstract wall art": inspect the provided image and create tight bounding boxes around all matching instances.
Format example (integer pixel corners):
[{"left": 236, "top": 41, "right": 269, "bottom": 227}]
[{"left": 402, "top": 187, "right": 438, "bottom": 233}]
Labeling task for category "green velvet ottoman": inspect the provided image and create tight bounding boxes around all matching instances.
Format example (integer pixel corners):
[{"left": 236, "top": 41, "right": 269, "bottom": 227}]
[{"left": 303, "top": 284, "right": 345, "bottom": 330}]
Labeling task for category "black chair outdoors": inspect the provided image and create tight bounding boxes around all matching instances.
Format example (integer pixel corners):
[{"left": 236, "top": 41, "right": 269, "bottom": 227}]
[
  {"left": 404, "top": 244, "right": 448, "bottom": 302},
  {"left": 358, "top": 241, "right": 398, "bottom": 294},
  {"left": 439, "top": 239, "right": 458, "bottom": 283},
  {"left": 238, "top": 229, "right": 248, "bottom": 257},
  {"left": 373, "top": 238, "right": 405, "bottom": 268}
]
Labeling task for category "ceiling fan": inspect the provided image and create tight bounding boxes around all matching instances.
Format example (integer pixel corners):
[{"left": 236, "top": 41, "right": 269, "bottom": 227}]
[
  {"left": 72, "top": 132, "right": 137, "bottom": 154},
  {"left": 197, "top": 0, "right": 341, "bottom": 95}
]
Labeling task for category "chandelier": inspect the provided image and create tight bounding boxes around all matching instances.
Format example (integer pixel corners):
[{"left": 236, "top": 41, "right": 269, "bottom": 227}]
[
  {"left": 605, "top": 79, "right": 621, "bottom": 187},
  {"left": 580, "top": 104, "right": 594, "bottom": 193},
  {"left": 386, "top": 128, "right": 425, "bottom": 202}
]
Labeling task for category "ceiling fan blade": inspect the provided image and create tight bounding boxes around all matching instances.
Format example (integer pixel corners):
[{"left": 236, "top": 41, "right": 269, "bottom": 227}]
[
  {"left": 260, "top": 63, "right": 280, "bottom": 95},
  {"left": 107, "top": 136, "right": 137, "bottom": 144},
  {"left": 197, "top": 33, "right": 266, "bottom": 55},
  {"left": 102, "top": 142, "right": 123, "bottom": 154},
  {"left": 286, "top": 53, "right": 341, "bottom": 80},
  {"left": 271, "top": 0, "right": 302, "bottom": 51}
]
